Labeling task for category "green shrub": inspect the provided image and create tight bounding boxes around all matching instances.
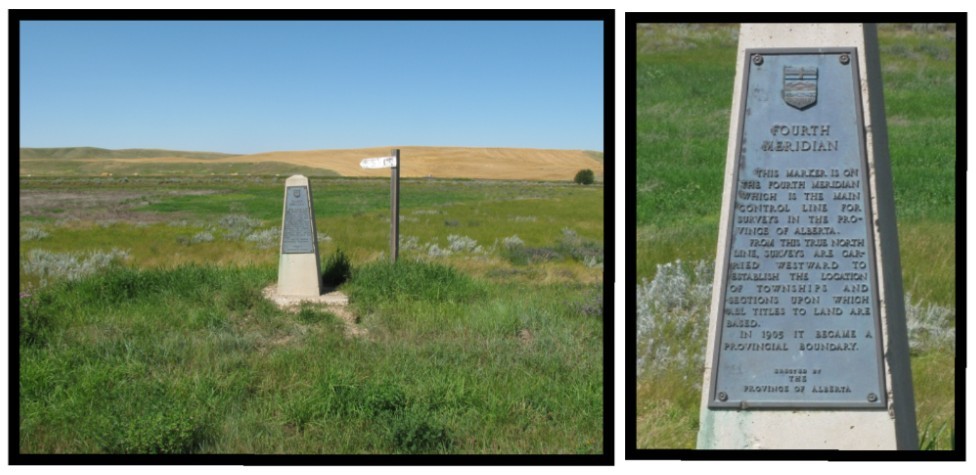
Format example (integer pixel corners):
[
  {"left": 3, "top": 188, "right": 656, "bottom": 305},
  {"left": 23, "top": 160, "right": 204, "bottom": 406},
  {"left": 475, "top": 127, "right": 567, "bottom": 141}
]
[
  {"left": 105, "top": 408, "right": 209, "bottom": 454},
  {"left": 574, "top": 169, "right": 595, "bottom": 185},
  {"left": 321, "top": 248, "right": 352, "bottom": 287}
]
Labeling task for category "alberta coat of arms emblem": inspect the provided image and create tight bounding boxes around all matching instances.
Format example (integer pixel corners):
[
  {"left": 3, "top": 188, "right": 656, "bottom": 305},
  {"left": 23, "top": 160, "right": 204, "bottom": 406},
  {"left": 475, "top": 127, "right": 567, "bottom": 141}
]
[{"left": 782, "top": 66, "right": 818, "bottom": 110}]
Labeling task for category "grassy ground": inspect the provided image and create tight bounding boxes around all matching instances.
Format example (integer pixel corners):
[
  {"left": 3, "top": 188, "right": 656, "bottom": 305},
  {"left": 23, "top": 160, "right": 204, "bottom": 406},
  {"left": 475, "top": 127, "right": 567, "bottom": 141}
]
[
  {"left": 18, "top": 175, "right": 604, "bottom": 454},
  {"left": 635, "top": 23, "right": 956, "bottom": 449}
]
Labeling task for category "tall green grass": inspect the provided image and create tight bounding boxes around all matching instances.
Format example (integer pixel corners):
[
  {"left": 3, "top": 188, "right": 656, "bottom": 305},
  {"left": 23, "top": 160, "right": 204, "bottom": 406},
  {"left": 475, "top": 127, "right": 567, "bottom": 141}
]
[{"left": 19, "top": 261, "right": 603, "bottom": 454}]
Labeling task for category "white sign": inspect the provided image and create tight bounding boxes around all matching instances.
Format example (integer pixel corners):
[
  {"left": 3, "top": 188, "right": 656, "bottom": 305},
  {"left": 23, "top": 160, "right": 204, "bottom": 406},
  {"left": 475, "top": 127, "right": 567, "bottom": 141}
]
[{"left": 359, "top": 156, "right": 397, "bottom": 169}]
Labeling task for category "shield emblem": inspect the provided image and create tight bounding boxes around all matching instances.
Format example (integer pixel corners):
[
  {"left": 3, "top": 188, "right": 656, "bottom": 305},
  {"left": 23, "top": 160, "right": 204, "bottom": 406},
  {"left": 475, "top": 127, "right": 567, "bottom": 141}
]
[
  {"left": 783, "top": 66, "right": 818, "bottom": 110},
  {"left": 292, "top": 189, "right": 301, "bottom": 198}
]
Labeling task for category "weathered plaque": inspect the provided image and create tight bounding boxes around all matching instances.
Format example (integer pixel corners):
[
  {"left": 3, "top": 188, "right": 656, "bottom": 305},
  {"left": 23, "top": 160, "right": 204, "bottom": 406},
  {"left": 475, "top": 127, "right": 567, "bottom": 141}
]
[
  {"left": 281, "top": 186, "right": 315, "bottom": 254},
  {"left": 708, "top": 48, "right": 886, "bottom": 409}
]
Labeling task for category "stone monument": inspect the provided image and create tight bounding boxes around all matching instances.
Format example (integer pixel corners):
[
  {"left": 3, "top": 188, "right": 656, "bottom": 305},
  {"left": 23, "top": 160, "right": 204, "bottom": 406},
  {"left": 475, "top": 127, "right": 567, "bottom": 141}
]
[
  {"left": 696, "top": 24, "right": 917, "bottom": 450},
  {"left": 277, "top": 175, "right": 323, "bottom": 297}
]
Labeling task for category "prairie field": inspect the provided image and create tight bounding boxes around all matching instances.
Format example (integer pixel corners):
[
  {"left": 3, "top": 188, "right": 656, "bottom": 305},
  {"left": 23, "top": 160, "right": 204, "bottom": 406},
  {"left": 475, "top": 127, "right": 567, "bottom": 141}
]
[
  {"left": 635, "top": 23, "right": 956, "bottom": 450},
  {"left": 17, "top": 172, "right": 605, "bottom": 454}
]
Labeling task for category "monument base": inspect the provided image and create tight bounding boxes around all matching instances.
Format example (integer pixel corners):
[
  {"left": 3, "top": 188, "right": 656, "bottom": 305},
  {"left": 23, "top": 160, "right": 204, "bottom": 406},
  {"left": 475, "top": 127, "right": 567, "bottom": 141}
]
[
  {"left": 262, "top": 283, "right": 348, "bottom": 307},
  {"left": 262, "top": 284, "right": 364, "bottom": 338},
  {"left": 697, "top": 410, "right": 899, "bottom": 450},
  {"left": 277, "top": 253, "right": 322, "bottom": 297}
]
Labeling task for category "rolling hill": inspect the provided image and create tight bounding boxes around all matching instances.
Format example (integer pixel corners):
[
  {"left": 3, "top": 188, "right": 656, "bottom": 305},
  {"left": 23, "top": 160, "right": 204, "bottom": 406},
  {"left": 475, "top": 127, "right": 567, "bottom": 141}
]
[{"left": 19, "top": 146, "right": 604, "bottom": 181}]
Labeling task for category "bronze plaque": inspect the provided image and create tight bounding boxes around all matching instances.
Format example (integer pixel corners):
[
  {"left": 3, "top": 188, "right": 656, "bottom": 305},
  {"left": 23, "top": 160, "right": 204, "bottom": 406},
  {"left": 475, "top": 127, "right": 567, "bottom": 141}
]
[
  {"left": 707, "top": 48, "right": 887, "bottom": 409},
  {"left": 281, "top": 186, "right": 315, "bottom": 254}
]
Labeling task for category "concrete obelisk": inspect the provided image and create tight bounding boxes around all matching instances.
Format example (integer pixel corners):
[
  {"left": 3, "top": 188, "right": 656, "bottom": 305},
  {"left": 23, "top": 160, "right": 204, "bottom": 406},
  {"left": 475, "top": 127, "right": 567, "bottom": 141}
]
[
  {"left": 277, "top": 175, "right": 323, "bottom": 297},
  {"left": 697, "top": 24, "right": 917, "bottom": 450}
]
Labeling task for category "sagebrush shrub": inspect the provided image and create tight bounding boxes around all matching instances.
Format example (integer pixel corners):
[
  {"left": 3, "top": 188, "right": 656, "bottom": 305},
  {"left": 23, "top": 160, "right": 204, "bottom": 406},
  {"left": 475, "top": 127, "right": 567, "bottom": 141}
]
[
  {"left": 446, "top": 234, "right": 482, "bottom": 253},
  {"left": 244, "top": 227, "right": 278, "bottom": 247},
  {"left": 21, "top": 227, "right": 50, "bottom": 241},
  {"left": 217, "top": 214, "right": 260, "bottom": 240},
  {"left": 399, "top": 235, "right": 421, "bottom": 251},
  {"left": 426, "top": 243, "right": 452, "bottom": 257},
  {"left": 22, "top": 248, "right": 129, "bottom": 287},
  {"left": 635, "top": 259, "right": 713, "bottom": 378},
  {"left": 905, "top": 293, "right": 956, "bottom": 354},
  {"left": 191, "top": 231, "right": 215, "bottom": 244},
  {"left": 502, "top": 235, "right": 524, "bottom": 250},
  {"left": 558, "top": 228, "right": 603, "bottom": 268}
]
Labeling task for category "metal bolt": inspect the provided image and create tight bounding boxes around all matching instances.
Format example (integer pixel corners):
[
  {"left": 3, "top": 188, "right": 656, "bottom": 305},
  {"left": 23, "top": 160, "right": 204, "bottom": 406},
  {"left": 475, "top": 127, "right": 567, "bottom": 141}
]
[
  {"left": 867, "top": 393, "right": 878, "bottom": 403},
  {"left": 752, "top": 54, "right": 763, "bottom": 66},
  {"left": 839, "top": 54, "right": 850, "bottom": 65},
  {"left": 718, "top": 392, "right": 728, "bottom": 402}
]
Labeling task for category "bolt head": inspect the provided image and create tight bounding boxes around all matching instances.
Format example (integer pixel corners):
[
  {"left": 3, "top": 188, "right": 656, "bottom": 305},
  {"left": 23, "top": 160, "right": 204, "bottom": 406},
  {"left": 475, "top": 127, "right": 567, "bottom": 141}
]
[
  {"left": 840, "top": 54, "right": 851, "bottom": 65},
  {"left": 718, "top": 392, "right": 728, "bottom": 402},
  {"left": 752, "top": 54, "right": 763, "bottom": 65}
]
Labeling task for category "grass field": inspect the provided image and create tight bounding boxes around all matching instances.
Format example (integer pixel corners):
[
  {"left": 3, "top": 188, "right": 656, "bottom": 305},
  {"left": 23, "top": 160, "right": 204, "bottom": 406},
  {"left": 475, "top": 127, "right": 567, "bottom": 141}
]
[
  {"left": 18, "top": 174, "right": 604, "bottom": 454},
  {"left": 634, "top": 23, "right": 956, "bottom": 450}
]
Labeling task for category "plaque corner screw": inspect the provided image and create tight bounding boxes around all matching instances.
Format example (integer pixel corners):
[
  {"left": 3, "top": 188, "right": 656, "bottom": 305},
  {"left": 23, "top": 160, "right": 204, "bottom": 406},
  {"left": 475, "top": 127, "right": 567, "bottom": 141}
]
[
  {"left": 840, "top": 54, "right": 850, "bottom": 65},
  {"left": 867, "top": 393, "right": 878, "bottom": 403},
  {"left": 718, "top": 392, "right": 728, "bottom": 402},
  {"left": 752, "top": 54, "right": 763, "bottom": 66}
]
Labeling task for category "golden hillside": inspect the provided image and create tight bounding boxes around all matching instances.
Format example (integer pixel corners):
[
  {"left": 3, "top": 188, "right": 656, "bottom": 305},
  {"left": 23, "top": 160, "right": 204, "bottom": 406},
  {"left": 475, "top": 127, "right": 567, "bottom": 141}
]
[
  {"left": 232, "top": 146, "right": 603, "bottom": 180},
  {"left": 22, "top": 146, "right": 603, "bottom": 181}
]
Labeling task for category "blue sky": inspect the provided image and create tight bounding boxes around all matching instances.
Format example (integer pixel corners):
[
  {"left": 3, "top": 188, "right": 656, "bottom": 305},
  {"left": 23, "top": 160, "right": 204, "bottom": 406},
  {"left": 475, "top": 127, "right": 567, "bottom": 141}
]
[{"left": 20, "top": 21, "right": 604, "bottom": 154}]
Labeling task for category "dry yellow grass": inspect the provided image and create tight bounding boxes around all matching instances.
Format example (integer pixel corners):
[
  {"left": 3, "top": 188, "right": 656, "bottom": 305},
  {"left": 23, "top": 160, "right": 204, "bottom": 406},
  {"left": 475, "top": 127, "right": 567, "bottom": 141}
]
[{"left": 60, "top": 146, "right": 603, "bottom": 181}]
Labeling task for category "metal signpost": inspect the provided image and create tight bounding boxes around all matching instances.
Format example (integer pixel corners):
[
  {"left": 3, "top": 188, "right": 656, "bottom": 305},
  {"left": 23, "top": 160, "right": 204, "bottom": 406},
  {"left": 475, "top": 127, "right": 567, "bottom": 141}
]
[{"left": 360, "top": 148, "right": 400, "bottom": 263}]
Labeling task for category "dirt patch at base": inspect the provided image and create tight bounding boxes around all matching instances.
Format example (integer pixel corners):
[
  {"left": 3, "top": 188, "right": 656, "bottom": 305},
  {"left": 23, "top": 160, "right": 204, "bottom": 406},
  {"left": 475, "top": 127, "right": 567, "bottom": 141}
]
[{"left": 262, "top": 284, "right": 367, "bottom": 339}]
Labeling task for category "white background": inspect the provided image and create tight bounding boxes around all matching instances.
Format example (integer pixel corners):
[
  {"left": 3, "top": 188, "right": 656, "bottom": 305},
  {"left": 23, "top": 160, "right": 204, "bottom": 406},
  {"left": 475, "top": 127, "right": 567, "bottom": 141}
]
[{"left": 2, "top": 1, "right": 971, "bottom": 472}]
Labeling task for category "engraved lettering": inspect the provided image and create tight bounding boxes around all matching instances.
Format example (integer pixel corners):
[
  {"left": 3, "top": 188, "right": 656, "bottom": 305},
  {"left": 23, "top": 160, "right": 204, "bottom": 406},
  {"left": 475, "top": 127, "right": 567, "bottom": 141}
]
[
  {"left": 281, "top": 186, "right": 315, "bottom": 254},
  {"left": 743, "top": 385, "right": 790, "bottom": 393},
  {"left": 712, "top": 51, "right": 884, "bottom": 408}
]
